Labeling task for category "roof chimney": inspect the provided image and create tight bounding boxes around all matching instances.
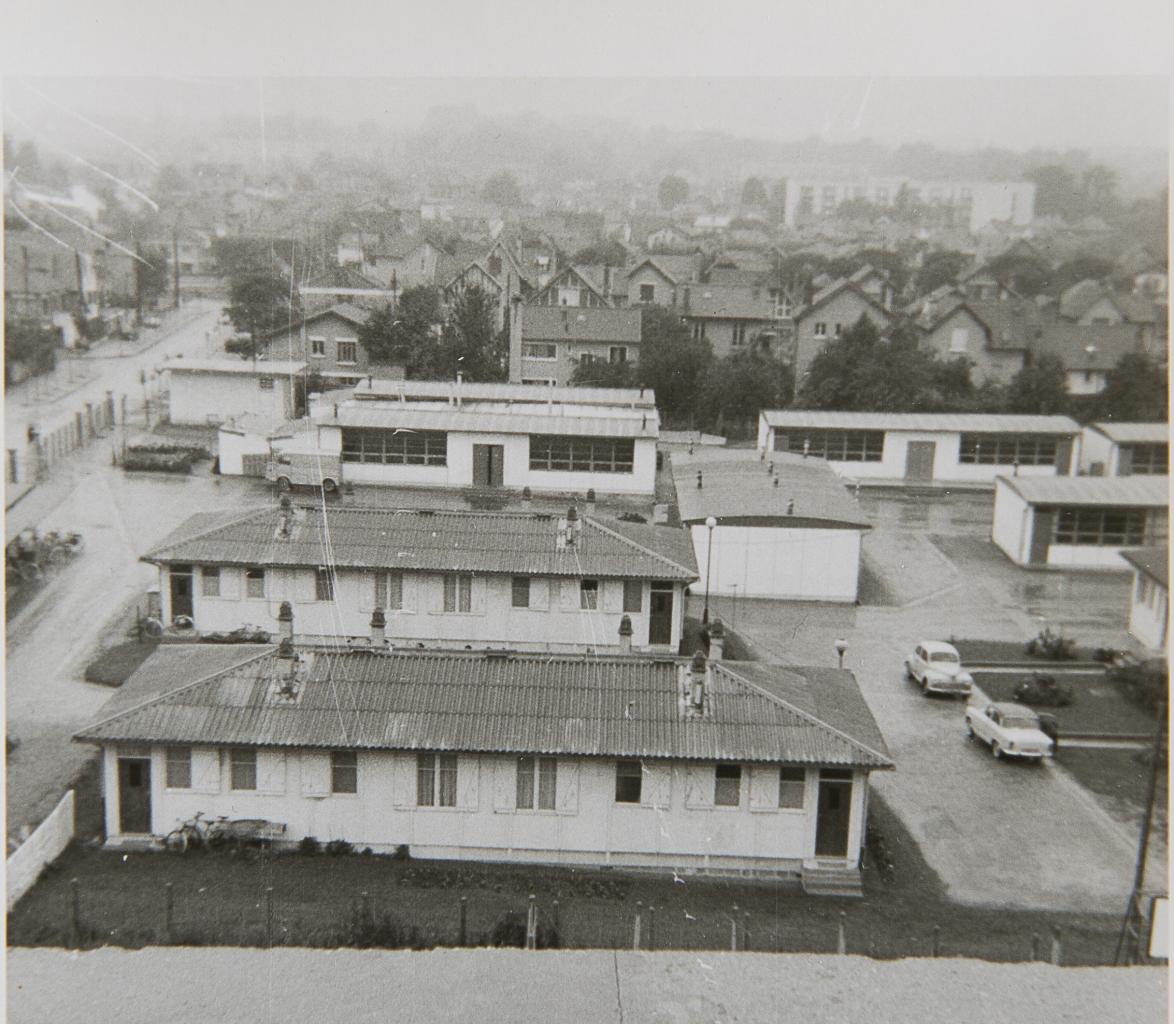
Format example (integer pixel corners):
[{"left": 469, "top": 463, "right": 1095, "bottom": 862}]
[
  {"left": 277, "top": 635, "right": 295, "bottom": 660},
  {"left": 688, "top": 649, "right": 708, "bottom": 711},
  {"left": 370, "top": 607, "right": 387, "bottom": 646},
  {"left": 618, "top": 614, "right": 633, "bottom": 653},
  {"left": 565, "top": 505, "right": 581, "bottom": 547},
  {"left": 277, "top": 601, "right": 294, "bottom": 643},
  {"left": 586, "top": 488, "right": 596, "bottom": 515},
  {"left": 521, "top": 485, "right": 532, "bottom": 509},
  {"left": 277, "top": 495, "right": 294, "bottom": 539},
  {"left": 708, "top": 619, "right": 725, "bottom": 661},
  {"left": 696, "top": 470, "right": 703, "bottom": 489}
]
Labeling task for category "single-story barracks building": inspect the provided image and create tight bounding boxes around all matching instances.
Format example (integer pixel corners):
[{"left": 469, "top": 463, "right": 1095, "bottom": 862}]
[
  {"left": 1121, "top": 546, "right": 1168, "bottom": 653},
  {"left": 75, "top": 645, "right": 892, "bottom": 892},
  {"left": 758, "top": 411, "right": 1081, "bottom": 485},
  {"left": 145, "top": 503, "right": 697, "bottom": 653},
  {"left": 992, "top": 475, "right": 1169, "bottom": 569},
  {"left": 310, "top": 379, "right": 659, "bottom": 496},
  {"left": 1079, "top": 421, "right": 1169, "bottom": 477}
]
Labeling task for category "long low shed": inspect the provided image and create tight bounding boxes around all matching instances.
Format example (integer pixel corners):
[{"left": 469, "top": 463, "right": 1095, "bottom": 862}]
[
  {"left": 671, "top": 450, "right": 871, "bottom": 602},
  {"left": 991, "top": 475, "right": 1169, "bottom": 569},
  {"left": 1079, "top": 421, "right": 1169, "bottom": 477},
  {"left": 758, "top": 411, "right": 1080, "bottom": 485}
]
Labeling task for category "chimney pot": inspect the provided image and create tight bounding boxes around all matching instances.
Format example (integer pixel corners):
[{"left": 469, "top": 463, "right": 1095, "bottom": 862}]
[
  {"left": 618, "top": 613, "right": 633, "bottom": 653},
  {"left": 277, "top": 601, "right": 294, "bottom": 642},
  {"left": 370, "top": 607, "right": 387, "bottom": 644},
  {"left": 280, "top": 495, "right": 292, "bottom": 511},
  {"left": 774, "top": 477, "right": 780, "bottom": 488},
  {"left": 708, "top": 619, "right": 726, "bottom": 661},
  {"left": 278, "top": 636, "right": 295, "bottom": 659},
  {"left": 786, "top": 498, "right": 794, "bottom": 513}
]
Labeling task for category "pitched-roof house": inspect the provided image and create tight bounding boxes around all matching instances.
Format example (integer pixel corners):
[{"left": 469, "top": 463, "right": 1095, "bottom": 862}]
[
  {"left": 514, "top": 305, "right": 643, "bottom": 386},
  {"left": 792, "top": 281, "right": 895, "bottom": 384},
  {"left": 917, "top": 298, "right": 1043, "bottom": 385}
]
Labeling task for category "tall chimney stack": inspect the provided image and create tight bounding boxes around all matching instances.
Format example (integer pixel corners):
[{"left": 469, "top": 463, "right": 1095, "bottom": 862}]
[
  {"left": 708, "top": 619, "right": 725, "bottom": 661},
  {"left": 586, "top": 488, "right": 596, "bottom": 515},
  {"left": 689, "top": 649, "right": 708, "bottom": 711},
  {"left": 277, "top": 600, "right": 294, "bottom": 643},
  {"left": 370, "top": 607, "right": 387, "bottom": 646}
]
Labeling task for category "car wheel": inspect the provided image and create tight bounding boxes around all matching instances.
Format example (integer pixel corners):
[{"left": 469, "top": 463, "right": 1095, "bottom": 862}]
[
  {"left": 904, "top": 664, "right": 913, "bottom": 681},
  {"left": 322, "top": 478, "right": 338, "bottom": 494},
  {"left": 919, "top": 674, "right": 928, "bottom": 694},
  {"left": 966, "top": 723, "right": 975, "bottom": 739},
  {"left": 991, "top": 741, "right": 1003, "bottom": 759},
  {"left": 276, "top": 476, "right": 291, "bottom": 493}
]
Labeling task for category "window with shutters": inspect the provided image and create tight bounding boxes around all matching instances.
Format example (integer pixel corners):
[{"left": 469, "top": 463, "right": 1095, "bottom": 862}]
[
  {"left": 331, "top": 751, "right": 358, "bottom": 794},
  {"left": 778, "top": 767, "right": 805, "bottom": 809},
  {"left": 417, "top": 752, "right": 458, "bottom": 807},
  {"left": 201, "top": 566, "right": 221, "bottom": 597},
  {"left": 165, "top": 747, "right": 192, "bottom": 789},
  {"left": 315, "top": 567, "right": 335, "bottom": 601},
  {"left": 375, "top": 571, "right": 403, "bottom": 610},
  {"left": 580, "top": 579, "right": 599, "bottom": 610},
  {"left": 714, "top": 764, "right": 742, "bottom": 807},
  {"left": 511, "top": 576, "right": 530, "bottom": 608},
  {"left": 444, "top": 574, "right": 473, "bottom": 613},
  {"left": 245, "top": 567, "right": 265, "bottom": 599},
  {"left": 230, "top": 748, "right": 257, "bottom": 791},
  {"left": 515, "top": 756, "right": 557, "bottom": 810},
  {"left": 622, "top": 580, "right": 642, "bottom": 613},
  {"left": 615, "top": 760, "right": 642, "bottom": 803}
]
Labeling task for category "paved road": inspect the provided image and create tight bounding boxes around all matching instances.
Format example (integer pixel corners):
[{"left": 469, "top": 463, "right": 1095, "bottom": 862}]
[
  {"left": 7, "top": 948, "right": 1166, "bottom": 1024},
  {"left": 710, "top": 488, "right": 1156, "bottom": 914}
]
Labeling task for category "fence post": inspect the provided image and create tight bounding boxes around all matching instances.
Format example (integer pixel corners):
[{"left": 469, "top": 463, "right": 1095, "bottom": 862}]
[
  {"left": 742, "top": 910, "right": 751, "bottom": 952},
  {"left": 731, "top": 904, "right": 739, "bottom": 952},
  {"left": 552, "top": 899, "right": 560, "bottom": 940},
  {"left": 67, "top": 878, "right": 80, "bottom": 949},
  {"left": 647, "top": 905, "right": 655, "bottom": 951},
  {"left": 525, "top": 894, "right": 537, "bottom": 950},
  {"left": 265, "top": 887, "right": 274, "bottom": 948},
  {"left": 931, "top": 925, "right": 941, "bottom": 958},
  {"left": 1050, "top": 926, "right": 1062, "bottom": 966},
  {"left": 164, "top": 882, "right": 174, "bottom": 943},
  {"left": 1031, "top": 932, "right": 1041, "bottom": 961},
  {"left": 837, "top": 912, "right": 847, "bottom": 955}
]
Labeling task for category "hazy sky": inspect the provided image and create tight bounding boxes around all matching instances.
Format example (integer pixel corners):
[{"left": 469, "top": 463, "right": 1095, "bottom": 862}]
[{"left": 4, "top": 76, "right": 1169, "bottom": 155}]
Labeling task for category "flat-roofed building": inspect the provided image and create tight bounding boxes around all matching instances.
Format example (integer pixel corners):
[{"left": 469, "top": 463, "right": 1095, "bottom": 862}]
[
  {"left": 161, "top": 359, "right": 307, "bottom": 427},
  {"left": 992, "top": 475, "right": 1169, "bottom": 569},
  {"left": 671, "top": 449, "right": 871, "bottom": 602},
  {"left": 758, "top": 411, "right": 1080, "bottom": 486},
  {"left": 1121, "top": 546, "right": 1169, "bottom": 652},
  {"left": 309, "top": 379, "right": 659, "bottom": 496},
  {"left": 1080, "top": 422, "right": 1169, "bottom": 477}
]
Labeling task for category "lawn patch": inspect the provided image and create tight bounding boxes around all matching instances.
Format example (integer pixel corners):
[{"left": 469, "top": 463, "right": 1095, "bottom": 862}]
[
  {"left": 974, "top": 672, "right": 1158, "bottom": 737},
  {"left": 1057, "top": 746, "right": 1166, "bottom": 824},
  {"left": 952, "top": 638, "right": 1099, "bottom": 663},
  {"left": 83, "top": 642, "right": 158, "bottom": 687}
]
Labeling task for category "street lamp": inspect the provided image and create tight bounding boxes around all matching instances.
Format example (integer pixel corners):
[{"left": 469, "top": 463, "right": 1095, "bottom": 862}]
[
  {"left": 834, "top": 638, "right": 848, "bottom": 669},
  {"left": 702, "top": 515, "right": 717, "bottom": 625}
]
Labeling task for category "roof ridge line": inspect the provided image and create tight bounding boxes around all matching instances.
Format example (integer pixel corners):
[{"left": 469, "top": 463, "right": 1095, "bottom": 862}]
[
  {"left": 584, "top": 516, "right": 697, "bottom": 579},
  {"left": 77, "top": 647, "right": 276, "bottom": 734},
  {"left": 717, "top": 663, "right": 893, "bottom": 766}
]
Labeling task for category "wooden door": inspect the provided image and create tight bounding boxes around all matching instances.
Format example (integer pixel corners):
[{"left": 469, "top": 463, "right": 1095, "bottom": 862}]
[
  {"left": 1029, "top": 509, "right": 1054, "bottom": 565},
  {"left": 169, "top": 565, "right": 194, "bottom": 619},
  {"left": 1054, "top": 438, "right": 1073, "bottom": 475},
  {"left": 814, "top": 771, "right": 852, "bottom": 857},
  {"left": 904, "top": 441, "right": 936, "bottom": 482},
  {"left": 118, "top": 757, "right": 152, "bottom": 834},
  {"left": 487, "top": 445, "right": 504, "bottom": 487},
  {"left": 648, "top": 584, "right": 673, "bottom": 645},
  {"left": 472, "top": 444, "right": 496, "bottom": 487}
]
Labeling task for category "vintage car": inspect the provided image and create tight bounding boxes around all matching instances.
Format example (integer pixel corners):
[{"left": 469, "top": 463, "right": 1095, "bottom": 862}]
[
  {"left": 904, "top": 641, "right": 974, "bottom": 696},
  {"left": 965, "top": 701, "right": 1055, "bottom": 762}
]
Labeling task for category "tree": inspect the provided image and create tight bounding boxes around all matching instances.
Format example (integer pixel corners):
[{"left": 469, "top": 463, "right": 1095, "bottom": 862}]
[
  {"left": 914, "top": 250, "right": 972, "bottom": 296},
  {"left": 1080, "top": 165, "right": 1119, "bottom": 216},
  {"left": 657, "top": 175, "right": 689, "bottom": 211},
  {"left": 1027, "top": 165, "right": 1081, "bottom": 219},
  {"left": 570, "top": 358, "right": 636, "bottom": 389},
  {"left": 1051, "top": 255, "right": 1115, "bottom": 295},
  {"left": 741, "top": 177, "right": 768, "bottom": 207},
  {"left": 988, "top": 251, "right": 1051, "bottom": 297},
  {"left": 225, "top": 270, "right": 297, "bottom": 359},
  {"left": 137, "top": 245, "right": 169, "bottom": 306},
  {"left": 571, "top": 240, "right": 629, "bottom": 266},
  {"left": 701, "top": 349, "right": 793, "bottom": 437},
  {"left": 1095, "top": 353, "right": 1168, "bottom": 423},
  {"left": 1007, "top": 354, "right": 1069, "bottom": 415},
  {"left": 481, "top": 171, "right": 522, "bottom": 208},
  {"left": 435, "top": 285, "right": 507, "bottom": 382},
  {"left": 358, "top": 287, "right": 442, "bottom": 375},
  {"left": 212, "top": 237, "right": 273, "bottom": 277},
  {"left": 635, "top": 306, "right": 712, "bottom": 423},
  {"left": 4, "top": 318, "right": 59, "bottom": 384}
]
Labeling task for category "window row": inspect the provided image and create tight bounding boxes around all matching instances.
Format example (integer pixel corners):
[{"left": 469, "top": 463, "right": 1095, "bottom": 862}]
[
  {"left": 1053, "top": 507, "right": 1148, "bottom": 547},
  {"left": 528, "top": 435, "right": 635, "bottom": 473},
  {"left": 341, "top": 428, "right": 448, "bottom": 466},
  {"left": 164, "top": 747, "right": 356, "bottom": 794},
  {"left": 1122, "top": 443, "right": 1168, "bottom": 475},
  {"left": 774, "top": 430, "right": 884, "bottom": 462},
  {"left": 958, "top": 434, "right": 1058, "bottom": 466},
  {"left": 200, "top": 566, "right": 334, "bottom": 601},
  {"left": 614, "top": 760, "right": 809, "bottom": 809},
  {"left": 308, "top": 337, "right": 358, "bottom": 364}
]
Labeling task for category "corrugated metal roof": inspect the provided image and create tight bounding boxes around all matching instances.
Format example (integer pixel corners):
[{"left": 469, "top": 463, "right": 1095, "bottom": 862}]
[
  {"left": 356, "top": 378, "right": 657, "bottom": 408},
  {"left": 670, "top": 450, "right": 872, "bottom": 529},
  {"left": 160, "top": 359, "right": 307, "bottom": 377},
  {"left": 144, "top": 506, "right": 698, "bottom": 581},
  {"left": 73, "top": 649, "right": 892, "bottom": 768},
  {"left": 761, "top": 410, "right": 1080, "bottom": 435},
  {"left": 1120, "top": 546, "right": 1169, "bottom": 588},
  {"left": 1088, "top": 422, "right": 1170, "bottom": 444},
  {"left": 998, "top": 475, "right": 1169, "bottom": 507},
  {"left": 331, "top": 405, "right": 657, "bottom": 439}
]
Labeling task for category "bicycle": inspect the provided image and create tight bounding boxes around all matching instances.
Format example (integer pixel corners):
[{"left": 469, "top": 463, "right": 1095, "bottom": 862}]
[{"left": 163, "top": 811, "right": 231, "bottom": 853}]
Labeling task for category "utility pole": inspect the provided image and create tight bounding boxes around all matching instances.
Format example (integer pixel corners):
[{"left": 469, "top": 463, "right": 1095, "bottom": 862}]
[
  {"left": 172, "top": 225, "right": 181, "bottom": 310},
  {"left": 134, "top": 239, "right": 144, "bottom": 325}
]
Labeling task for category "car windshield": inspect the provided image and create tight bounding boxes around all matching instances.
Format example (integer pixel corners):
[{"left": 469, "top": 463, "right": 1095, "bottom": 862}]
[
  {"left": 929, "top": 651, "right": 959, "bottom": 663},
  {"left": 1002, "top": 715, "right": 1038, "bottom": 730}
]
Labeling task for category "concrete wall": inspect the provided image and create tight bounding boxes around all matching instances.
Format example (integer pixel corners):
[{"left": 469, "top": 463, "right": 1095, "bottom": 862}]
[
  {"left": 991, "top": 480, "right": 1031, "bottom": 565},
  {"left": 690, "top": 524, "right": 862, "bottom": 602},
  {"left": 7, "top": 789, "right": 74, "bottom": 911},
  {"left": 217, "top": 429, "right": 272, "bottom": 476},
  {"left": 1128, "top": 572, "right": 1169, "bottom": 652},
  {"left": 1045, "top": 544, "right": 1135, "bottom": 570},
  {"left": 101, "top": 744, "right": 868, "bottom": 873},
  {"left": 161, "top": 565, "right": 685, "bottom": 653},
  {"left": 319, "top": 425, "right": 657, "bottom": 496},
  {"left": 168, "top": 372, "right": 295, "bottom": 427}
]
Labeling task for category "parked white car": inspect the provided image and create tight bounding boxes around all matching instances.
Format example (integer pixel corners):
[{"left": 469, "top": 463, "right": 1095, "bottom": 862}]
[
  {"left": 965, "top": 702, "right": 1055, "bottom": 762},
  {"left": 904, "top": 641, "right": 974, "bottom": 696}
]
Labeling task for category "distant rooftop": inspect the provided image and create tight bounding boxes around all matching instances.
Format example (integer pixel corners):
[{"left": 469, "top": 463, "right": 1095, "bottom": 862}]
[
  {"left": 761, "top": 410, "right": 1080, "bottom": 435},
  {"left": 998, "top": 474, "right": 1168, "bottom": 508},
  {"left": 1087, "top": 422, "right": 1170, "bottom": 445},
  {"left": 159, "top": 358, "right": 307, "bottom": 377},
  {"left": 353, "top": 378, "right": 656, "bottom": 409}
]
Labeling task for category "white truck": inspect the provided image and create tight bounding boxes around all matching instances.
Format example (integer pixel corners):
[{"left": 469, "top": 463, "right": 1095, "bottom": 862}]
[{"left": 264, "top": 450, "right": 341, "bottom": 493}]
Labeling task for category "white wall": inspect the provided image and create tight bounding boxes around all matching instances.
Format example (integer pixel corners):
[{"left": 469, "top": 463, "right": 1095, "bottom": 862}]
[
  {"left": 102, "top": 744, "right": 869, "bottom": 873},
  {"left": 217, "top": 430, "right": 272, "bottom": 476},
  {"left": 322, "top": 426, "right": 656, "bottom": 496},
  {"left": 1128, "top": 573, "right": 1169, "bottom": 652},
  {"left": 991, "top": 482, "right": 1031, "bottom": 565},
  {"left": 168, "top": 373, "right": 294, "bottom": 427},
  {"left": 1066, "top": 371, "right": 1107, "bottom": 396},
  {"left": 691, "top": 524, "right": 862, "bottom": 602},
  {"left": 7, "top": 789, "right": 74, "bottom": 911},
  {"left": 1046, "top": 545, "right": 1134, "bottom": 570},
  {"left": 1079, "top": 429, "right": 1118, "bottom": 476},
  {"left": 162, "top": 565, "right": 684, "bottom": 653}
]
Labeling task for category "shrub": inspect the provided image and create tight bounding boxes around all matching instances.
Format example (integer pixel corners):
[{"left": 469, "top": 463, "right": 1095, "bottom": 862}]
[
  {"left": 392, "top": 843, "right": 411, "bottom": 860},
  {"left": 298, "top": 836, "right": 321, "bottom": 856},
  {"left": 489, "top": 910, "right": 560, "bottom": 949},
  {"left": 325, "top": 839, "right": 354, "bottom": 857}
]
